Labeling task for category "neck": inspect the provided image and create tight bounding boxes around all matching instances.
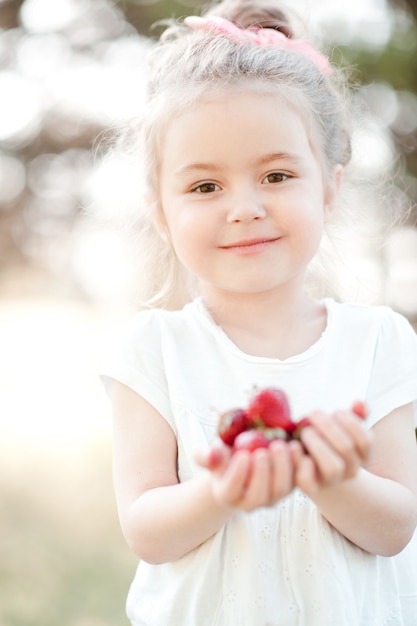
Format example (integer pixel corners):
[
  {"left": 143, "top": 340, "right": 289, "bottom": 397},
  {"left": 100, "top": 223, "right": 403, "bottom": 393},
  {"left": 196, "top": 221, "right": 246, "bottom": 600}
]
[
  {"left": 200, "top": 284, "right": 326, "bottom": 359},
  {"left": 201, "top": 275, "right": 314, "bottom": 325}
]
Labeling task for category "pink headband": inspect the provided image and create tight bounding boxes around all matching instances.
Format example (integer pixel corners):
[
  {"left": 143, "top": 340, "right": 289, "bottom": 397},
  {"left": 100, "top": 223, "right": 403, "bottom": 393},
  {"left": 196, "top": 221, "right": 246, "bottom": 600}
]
[{"left": 184, "top": 15, "right": 333, "bottom": 75}]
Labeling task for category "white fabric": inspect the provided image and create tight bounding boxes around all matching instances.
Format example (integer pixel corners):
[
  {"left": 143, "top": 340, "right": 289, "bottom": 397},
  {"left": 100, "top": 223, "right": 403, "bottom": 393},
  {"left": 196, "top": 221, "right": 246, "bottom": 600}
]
[{"left": 102, "top": 298, "right": 417, "bottom": 626}]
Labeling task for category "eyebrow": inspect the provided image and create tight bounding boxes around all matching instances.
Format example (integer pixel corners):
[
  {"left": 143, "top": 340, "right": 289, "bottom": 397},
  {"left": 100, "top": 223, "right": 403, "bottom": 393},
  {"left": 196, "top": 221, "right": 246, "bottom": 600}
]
[
  {"left": 175, "top": 152, "right": 304, "bottom": 177},
  {"left": 175, "top": 162, "right": 221, "bottom": 177},
  {"left": 258, "top": 152, "right": 304, "bottom": 165}
]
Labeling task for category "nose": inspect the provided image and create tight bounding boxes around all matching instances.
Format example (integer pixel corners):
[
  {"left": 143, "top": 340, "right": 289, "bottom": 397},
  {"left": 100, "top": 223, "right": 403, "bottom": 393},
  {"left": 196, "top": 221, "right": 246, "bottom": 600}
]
[{"left": 226, "top": 186, "right": 267, "bottom": 223}]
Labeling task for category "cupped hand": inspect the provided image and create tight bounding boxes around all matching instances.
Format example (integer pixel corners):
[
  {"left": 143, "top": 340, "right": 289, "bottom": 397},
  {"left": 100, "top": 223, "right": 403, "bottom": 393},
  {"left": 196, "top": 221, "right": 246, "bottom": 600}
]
[
  {"left": 196, "top": 440, "right": 296, "bottom": 511},
  {"left": 292, "top": 408, "right": 373, "bottom": 496}
]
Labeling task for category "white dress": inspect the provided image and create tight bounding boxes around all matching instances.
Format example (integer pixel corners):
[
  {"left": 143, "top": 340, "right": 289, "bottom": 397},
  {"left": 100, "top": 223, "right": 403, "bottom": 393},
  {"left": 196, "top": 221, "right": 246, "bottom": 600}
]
[{"left": 102, "top": 298, "right": 417, "bottom": 626}]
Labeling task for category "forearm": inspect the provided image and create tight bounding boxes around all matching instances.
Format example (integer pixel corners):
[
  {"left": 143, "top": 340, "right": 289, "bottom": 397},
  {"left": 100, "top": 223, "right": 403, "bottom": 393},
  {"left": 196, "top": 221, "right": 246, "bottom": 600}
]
[
  {"left": 311, "top": 468, "right": 417, "bottom": 556},
  {"left": 121, "top": 472, "right": 234, "bottom": 564}
]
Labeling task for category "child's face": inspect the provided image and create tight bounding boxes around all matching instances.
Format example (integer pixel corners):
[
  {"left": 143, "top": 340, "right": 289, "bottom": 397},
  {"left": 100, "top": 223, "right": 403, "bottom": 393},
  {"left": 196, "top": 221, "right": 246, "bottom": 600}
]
[{"left": 158, "top": 90, "right": 338, "bottom": 300}]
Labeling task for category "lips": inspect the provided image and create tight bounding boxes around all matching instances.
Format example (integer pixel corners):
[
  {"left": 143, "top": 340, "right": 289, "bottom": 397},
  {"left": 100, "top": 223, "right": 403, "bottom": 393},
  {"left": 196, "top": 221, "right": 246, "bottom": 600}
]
[
  {"left": 222, "top": 237, "right": 277, "bottom": 248},
  {"left": 220, "top": 237, "right": 281, "bottom": 254}
]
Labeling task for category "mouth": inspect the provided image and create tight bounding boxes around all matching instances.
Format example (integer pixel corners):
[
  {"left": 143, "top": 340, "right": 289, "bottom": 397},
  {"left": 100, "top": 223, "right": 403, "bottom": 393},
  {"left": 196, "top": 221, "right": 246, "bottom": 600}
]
[{"left": 220, "top": 237, "right": 281, "bottom": 255}]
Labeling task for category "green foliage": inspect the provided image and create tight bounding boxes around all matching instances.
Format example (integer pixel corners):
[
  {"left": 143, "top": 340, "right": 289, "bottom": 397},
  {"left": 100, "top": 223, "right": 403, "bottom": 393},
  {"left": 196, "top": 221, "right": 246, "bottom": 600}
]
[
  {"left": 332, "top": 9, "right": 417, "bottom": 190},
  {"left": 114, "top": 0, "right": 204, "bottom": 37},
  {"left": 0, "top": 451, "right": 136, "bottom": 626}
]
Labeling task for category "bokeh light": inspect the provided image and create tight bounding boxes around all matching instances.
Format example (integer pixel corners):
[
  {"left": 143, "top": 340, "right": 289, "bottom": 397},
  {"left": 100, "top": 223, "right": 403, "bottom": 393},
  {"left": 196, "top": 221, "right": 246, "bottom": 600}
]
[
  {"left": 0, "top": 70, "right": 42, "bottom": 143},
  {"left": 20, "top": 0, "right": 84, "bottom": 33},
  {"left": 311, "top": 0, "right": 392, "bottom": 48}
]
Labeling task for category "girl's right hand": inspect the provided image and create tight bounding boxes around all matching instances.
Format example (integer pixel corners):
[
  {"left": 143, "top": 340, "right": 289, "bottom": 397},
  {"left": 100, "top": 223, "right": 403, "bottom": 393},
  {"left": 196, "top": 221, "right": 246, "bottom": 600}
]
[{"left": 196, "top": 440, "right": 297, "bottom": 511}]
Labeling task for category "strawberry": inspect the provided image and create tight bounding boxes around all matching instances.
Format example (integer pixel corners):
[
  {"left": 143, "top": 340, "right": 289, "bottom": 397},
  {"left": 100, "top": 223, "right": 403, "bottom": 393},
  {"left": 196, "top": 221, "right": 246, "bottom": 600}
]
[
  {"left": 233, "top": 429, "right": 270, "bottom": 452},
  {"left": 218, "top": 407, "right": 250, "bottom": 446},
  {"left": 247, "top": 388, "right": 294, "bottom": 432},
  {"left": 216, "top": 389, "right": 371, "bottom": 458},
  {"left": 351, "top": 401, "right": 368, "bottom": 420},
  {"left": 291, "top": 416, "right": 312, "bottom": 440}
]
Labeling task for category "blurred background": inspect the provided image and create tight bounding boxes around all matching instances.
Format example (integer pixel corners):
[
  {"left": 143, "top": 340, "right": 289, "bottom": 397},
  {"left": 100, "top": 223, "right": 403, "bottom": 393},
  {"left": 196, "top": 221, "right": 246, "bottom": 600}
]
[{"left": 0, "top": 0, "right": 416, "bottom": 624}]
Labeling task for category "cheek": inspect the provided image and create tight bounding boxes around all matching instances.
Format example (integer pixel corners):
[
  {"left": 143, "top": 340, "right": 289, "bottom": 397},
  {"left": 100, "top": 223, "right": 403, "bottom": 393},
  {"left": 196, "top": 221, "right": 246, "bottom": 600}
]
[
  {"left": 164, "top": 201, "right": 217, "bottom": 243},
  {"left": 164, "top": 208, "right": 195, "bottom": 244},
  {"left": 163, "top": 209, "right": 206, "bottom": 267},
  {"left": 289, "top": 205, "right": 326, "bottom": 257}
]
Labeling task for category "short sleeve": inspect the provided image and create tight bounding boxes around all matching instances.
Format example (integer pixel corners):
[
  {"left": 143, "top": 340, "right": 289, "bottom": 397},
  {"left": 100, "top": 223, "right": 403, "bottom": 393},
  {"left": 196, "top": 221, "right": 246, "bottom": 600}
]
[
  {"left": 366, "top": 309, "right": 417, "bottom": 427},
  {"left": 100, "top": 310, "right": 176, "bottom": 434}
]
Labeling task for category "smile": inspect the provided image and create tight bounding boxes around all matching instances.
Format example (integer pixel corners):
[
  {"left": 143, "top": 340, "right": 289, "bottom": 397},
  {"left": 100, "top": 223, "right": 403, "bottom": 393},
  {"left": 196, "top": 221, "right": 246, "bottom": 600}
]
[{"left": 219, "top": 237, "right": 281, "bottom": 256}]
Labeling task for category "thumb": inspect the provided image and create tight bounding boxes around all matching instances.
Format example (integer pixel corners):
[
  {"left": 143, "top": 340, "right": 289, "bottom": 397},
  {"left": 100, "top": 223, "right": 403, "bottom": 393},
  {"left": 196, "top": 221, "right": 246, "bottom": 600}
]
[{"left": 195, "top": 445, "right": 230, "bottom": 471}]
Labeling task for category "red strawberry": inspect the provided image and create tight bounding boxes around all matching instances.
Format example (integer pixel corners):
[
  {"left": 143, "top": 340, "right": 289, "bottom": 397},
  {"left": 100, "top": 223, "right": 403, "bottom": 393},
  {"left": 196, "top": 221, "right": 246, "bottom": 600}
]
[
  {"left": 233, "top": 429, "right": 270, "bottom": 452},
  {"left": 351, "top": 401, "right": 368, "bottom": 420},
  {"left": 218, "top": 408, "right": 249, "bottom": 446},
  {"left": 291, "top": 416, "right": 312, "bottom": 440},
  {"left": 247, "top": 388, "right": 294, "bottom": 432}
]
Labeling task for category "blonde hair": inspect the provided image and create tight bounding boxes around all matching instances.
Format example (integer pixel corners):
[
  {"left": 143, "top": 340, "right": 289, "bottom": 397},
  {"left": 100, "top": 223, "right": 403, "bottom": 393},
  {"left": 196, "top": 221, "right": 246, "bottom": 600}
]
[{"left": 111, "top": 0, "right": 355, "bottom": 310}]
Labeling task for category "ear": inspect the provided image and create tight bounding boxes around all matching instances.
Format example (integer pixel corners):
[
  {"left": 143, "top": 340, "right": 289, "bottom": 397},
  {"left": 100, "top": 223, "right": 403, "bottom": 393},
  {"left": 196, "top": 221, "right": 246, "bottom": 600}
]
[{"left": 324, "top": 164, "right": 343, "bottom": 222}]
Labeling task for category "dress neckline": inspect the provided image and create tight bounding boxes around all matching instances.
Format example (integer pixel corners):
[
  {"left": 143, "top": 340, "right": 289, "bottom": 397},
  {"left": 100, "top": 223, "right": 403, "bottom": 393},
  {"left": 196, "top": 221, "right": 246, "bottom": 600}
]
[{"left": 190, "top": 297, "right": 335, "bottom": 364}]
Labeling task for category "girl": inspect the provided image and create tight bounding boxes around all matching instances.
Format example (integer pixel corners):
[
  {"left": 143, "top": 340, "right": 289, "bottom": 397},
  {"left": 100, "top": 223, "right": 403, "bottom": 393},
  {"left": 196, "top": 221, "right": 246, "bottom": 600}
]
[{"left": 102, "top": 1, "right": 417, "bottom": 624}]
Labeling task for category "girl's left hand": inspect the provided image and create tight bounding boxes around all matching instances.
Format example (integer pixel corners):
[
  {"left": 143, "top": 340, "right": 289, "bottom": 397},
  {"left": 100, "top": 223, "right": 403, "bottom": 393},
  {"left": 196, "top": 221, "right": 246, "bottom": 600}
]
[{"left": 291, "top": 409, "right": 373, "bottom": 496}]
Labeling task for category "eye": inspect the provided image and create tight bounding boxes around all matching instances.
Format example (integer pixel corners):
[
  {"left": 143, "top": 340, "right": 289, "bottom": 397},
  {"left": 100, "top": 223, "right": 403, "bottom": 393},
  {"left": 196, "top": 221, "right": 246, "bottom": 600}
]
[
  {"left": 262, "top": 172, "right": 289, "bottom": 184},
  {"left": 192, "top": 182, "right": 221, "bottom": 194}
]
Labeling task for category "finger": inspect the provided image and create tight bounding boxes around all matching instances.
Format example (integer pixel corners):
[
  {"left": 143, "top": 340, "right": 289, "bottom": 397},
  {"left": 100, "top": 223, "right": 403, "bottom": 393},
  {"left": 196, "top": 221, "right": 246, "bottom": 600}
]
[
  {"left": 301, "top": 425, "right": 346, "bottom": 486},
  {"left": 294, "top": 450, "right": 320, "bottom": 496},
  {"left": 309, "top": 411, "right": 360, "bottom": 477},
  {"left": 238, "top": 448, "right": 271, "bottom": 510},
  {"left": 333, "top": 411, "right": 373, "bottom": 464},
  {"left": 312, "top": 409, "right": 372, "bottom": 473},
  {"left": 311, "top": 409, "right": 372, "bottom": 464},
  {"left": 288, "top": 438, "right": 305, "bottom": 464},
  {"left": 213, "top": 449, "right": 252, "bottom": 506},
  {"left": 289, "top": 440, "right": 318, "bottom": 495},
  {"left": 269, "top": 439, "right": 294, "bottom": 501},
  {"left": 307, "top": 410, "right": 372, "bottom": 478},
  {"left": 194, "top": 445, "right": 230, "bottom": 472}
]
